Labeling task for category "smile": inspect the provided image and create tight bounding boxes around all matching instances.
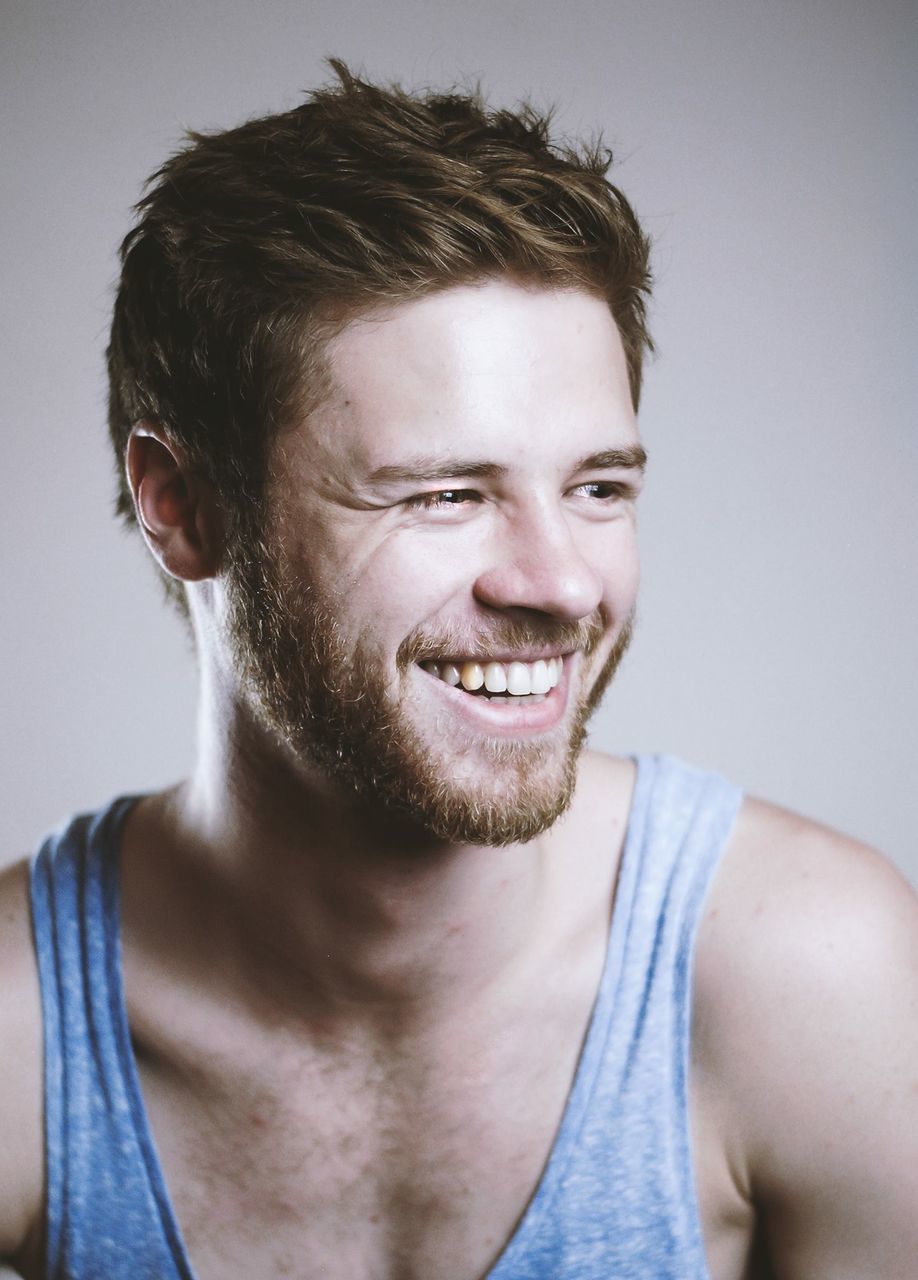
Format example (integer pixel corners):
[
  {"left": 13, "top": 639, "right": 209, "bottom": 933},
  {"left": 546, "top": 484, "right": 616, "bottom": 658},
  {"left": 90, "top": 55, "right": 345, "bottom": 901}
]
[{"left": 419, "top": 656, "right": 564, "bottom": 702}]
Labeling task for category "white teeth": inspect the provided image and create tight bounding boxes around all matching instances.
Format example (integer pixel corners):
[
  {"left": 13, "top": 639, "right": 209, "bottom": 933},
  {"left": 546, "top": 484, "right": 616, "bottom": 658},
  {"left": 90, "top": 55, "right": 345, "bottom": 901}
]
[
  {"left": 425, "top": 655, "right": 565, "bottom": 697},
  {"left": 483, "top": 662, "right": 508, "bottom": 693},
  {"left": 459, "top": 661, "right": 485, "bottom": 691},
  {"left": 530, "top": 659, "right": 550, "bottom": 695},
  {"left": 506, "top": 661, "right": 531, "bottom": 696}
]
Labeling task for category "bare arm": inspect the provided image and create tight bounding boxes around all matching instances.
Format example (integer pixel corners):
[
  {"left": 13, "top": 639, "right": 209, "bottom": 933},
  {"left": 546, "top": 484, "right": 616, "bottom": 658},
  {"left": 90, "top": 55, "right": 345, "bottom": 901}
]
[
  {"left": 697, "top": 801, "right": 918, "bottom": 1279},
  {"left": 0, "top": 860, "right": 45, "bottom": 1272}
]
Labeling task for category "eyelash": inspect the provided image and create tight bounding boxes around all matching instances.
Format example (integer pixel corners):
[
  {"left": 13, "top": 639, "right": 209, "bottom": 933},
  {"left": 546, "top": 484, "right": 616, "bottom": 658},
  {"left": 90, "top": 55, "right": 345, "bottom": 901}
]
[
  {"left": 408, "top": 489, "right": 480, "bottom": 511},
  {"left": 406, "top": 482, "right": 631, "bottom": 512},
  {"left": 574, "top": 481, "right": 630, "bottom": 501}
]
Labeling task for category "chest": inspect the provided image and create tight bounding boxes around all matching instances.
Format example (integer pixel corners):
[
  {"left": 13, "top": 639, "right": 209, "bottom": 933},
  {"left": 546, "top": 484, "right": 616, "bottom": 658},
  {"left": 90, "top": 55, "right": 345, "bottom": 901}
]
[
  {"left": 135, "top": 1017, "right": 582, "bottom": 1280},
  {"left": 131, "top": 1025, "right": 760, "bottom": 1280}
]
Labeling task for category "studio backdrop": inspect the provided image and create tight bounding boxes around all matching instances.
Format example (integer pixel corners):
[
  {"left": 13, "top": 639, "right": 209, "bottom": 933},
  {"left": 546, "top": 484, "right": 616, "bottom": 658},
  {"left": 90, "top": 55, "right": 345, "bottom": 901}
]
[{"left": 2, "top": 0, "right": 915, "bottom": 883}]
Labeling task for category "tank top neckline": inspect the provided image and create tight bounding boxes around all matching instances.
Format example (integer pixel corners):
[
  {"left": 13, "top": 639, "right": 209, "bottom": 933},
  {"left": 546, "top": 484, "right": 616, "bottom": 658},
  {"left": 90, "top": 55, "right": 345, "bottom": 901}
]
[{"left": 99, "top": 755, "right": 652, "bottom": 1280}]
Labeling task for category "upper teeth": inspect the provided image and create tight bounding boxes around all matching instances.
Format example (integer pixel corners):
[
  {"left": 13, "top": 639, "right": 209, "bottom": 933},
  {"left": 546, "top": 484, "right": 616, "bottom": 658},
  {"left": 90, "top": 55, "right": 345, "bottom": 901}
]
[{"left": 421, "top": 657, "right": 563, "bottom": 696}]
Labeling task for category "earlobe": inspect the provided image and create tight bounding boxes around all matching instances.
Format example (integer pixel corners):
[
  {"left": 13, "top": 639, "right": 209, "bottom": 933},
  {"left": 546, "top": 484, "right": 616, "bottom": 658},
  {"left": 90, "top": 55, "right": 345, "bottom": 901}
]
[{"left": 126, "top": 424, "right": 222, "bottom": 582}]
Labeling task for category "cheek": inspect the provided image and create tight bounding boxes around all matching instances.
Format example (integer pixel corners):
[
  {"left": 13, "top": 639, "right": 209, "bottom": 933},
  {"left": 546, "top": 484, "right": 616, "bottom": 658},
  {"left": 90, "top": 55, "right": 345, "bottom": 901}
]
[
  {"left": 615, "top": 542, "right": 641, "bottom": 610},
  {"left": 344, "top": 534, "right": 476, "bottom": 644},
  {"left": 588, "top": 522, "right": 641, "bottom": 617}
]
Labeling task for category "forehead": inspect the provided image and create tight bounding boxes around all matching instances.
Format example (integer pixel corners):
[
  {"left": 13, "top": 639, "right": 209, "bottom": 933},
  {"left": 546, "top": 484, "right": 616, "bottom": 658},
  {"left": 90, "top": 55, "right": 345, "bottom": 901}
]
[{"left": 302, "top": 280, "right": 637, "bottom": 471}]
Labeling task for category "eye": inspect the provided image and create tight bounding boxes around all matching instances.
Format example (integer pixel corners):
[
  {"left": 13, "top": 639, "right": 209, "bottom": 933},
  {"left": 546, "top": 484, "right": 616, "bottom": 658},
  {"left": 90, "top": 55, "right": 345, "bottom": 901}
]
[
  {"left": 407, "top": 489, "right": 481, "bottom": 512},
  {"left": 571, "top": 480, "right": 632, "bottom": 502}
]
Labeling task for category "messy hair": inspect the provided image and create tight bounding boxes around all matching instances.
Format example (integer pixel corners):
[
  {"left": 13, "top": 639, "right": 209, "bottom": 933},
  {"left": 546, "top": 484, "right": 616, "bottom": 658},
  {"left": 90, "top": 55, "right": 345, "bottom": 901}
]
[{"left": 107, "top": 60, "right": 653, "bottom": 606}]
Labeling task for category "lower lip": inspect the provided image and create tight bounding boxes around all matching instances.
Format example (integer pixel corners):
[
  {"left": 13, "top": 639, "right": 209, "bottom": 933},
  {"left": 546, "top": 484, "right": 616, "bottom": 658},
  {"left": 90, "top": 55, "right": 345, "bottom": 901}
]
[{"left": 417, "top": 659, "right": 574, "bottom": 735}]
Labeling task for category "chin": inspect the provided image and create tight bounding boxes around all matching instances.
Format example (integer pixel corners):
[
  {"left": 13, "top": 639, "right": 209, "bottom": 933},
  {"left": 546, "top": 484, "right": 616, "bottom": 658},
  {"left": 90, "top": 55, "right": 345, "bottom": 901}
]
[{"left": 352, "top": 714, "right": 587, "bottom": 847}]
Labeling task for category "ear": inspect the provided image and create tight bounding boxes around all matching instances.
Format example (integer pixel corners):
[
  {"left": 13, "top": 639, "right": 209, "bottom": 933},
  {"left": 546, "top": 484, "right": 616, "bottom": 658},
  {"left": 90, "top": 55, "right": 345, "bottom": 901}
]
[{"left": 126, "top": 423, "right": 223, "bottom": 582}]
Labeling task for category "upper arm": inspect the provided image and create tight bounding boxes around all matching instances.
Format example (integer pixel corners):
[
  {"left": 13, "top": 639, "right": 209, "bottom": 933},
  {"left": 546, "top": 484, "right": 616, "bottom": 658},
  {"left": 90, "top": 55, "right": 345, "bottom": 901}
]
[
  {"left": 695, "top": 800, "right": 918, "bottom": 1279},
  {"left": 0, "top": 860, "right": 45, "bottom": 1268}
]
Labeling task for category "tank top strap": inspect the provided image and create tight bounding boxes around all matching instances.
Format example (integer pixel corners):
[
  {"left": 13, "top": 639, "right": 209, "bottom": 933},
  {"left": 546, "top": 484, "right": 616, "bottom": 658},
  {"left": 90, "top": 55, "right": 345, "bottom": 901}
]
[
  {"left": 30, "top": 798, "right": 191, "bottom": 1280},
  {"left": 488, "top": 753, "right": 743, "bottom": 1278},
  {"left": 573, "top": 753, "right": 743, "bottom": 1275},
  {"left": 612, "top": 752, "right": 745, "bottom": 1049}
]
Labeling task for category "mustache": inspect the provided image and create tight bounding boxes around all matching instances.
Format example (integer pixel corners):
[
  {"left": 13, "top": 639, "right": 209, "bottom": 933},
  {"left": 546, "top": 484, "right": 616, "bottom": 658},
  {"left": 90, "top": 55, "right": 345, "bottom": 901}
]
[{"left": 397, "top": 611, "right": 608, "bottom": 671}]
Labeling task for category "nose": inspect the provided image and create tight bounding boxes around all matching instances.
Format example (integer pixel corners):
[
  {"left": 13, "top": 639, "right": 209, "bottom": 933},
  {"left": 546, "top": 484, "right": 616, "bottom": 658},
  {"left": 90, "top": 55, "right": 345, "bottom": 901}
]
[{"left": 472, "top": 500, "right": 603, "bottom": 621}]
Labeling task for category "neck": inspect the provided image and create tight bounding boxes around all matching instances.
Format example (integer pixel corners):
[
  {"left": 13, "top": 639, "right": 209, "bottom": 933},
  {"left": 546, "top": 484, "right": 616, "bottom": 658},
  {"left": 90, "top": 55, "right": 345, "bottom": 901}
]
[{"left": 164, "top": 675, "right": 563, "bottom": 1027}]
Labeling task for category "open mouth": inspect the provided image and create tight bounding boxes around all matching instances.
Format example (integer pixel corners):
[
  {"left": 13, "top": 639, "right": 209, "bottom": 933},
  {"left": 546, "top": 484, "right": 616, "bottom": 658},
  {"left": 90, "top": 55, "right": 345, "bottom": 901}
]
[{"left": 419, "top": 656, "right": 563, "bottom": 704}]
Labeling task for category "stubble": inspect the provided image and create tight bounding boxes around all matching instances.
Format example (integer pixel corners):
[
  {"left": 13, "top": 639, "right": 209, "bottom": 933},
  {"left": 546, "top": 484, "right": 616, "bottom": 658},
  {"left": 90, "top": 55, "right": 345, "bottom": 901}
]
[{"left": 225, "top": 522, "right": 632, "bottom": 846}]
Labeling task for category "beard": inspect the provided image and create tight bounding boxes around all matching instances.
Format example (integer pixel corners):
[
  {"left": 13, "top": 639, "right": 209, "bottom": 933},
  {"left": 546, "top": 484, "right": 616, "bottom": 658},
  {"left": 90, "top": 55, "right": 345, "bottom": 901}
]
[{"left": 224, "top": 520, "right": 633, "bottom": 847}]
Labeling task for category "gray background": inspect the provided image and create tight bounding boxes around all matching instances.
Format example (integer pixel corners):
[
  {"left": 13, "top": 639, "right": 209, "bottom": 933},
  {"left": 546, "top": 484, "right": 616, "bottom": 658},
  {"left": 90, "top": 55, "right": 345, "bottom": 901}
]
[{"left": 2, "top": 0, "right": 916, "bottom": 884}]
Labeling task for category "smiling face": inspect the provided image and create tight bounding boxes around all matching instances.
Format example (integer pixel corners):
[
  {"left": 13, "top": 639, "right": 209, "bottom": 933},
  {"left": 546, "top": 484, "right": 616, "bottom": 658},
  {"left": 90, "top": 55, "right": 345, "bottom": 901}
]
[{"left": 225, "top": 280, "right": 644, "bottom": 844}]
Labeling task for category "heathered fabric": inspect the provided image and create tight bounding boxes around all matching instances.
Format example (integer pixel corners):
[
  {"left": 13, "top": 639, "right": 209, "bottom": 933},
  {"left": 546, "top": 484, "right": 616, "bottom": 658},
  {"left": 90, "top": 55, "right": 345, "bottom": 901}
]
[{"left": 30, "top": 754, "right": 742, "bottom": 1279}]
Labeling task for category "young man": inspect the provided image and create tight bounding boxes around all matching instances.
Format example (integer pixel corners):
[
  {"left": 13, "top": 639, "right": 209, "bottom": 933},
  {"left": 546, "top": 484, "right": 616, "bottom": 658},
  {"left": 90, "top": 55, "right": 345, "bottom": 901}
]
[{"left": 1, "top": 63, "right": 915, "bottom": 1280}]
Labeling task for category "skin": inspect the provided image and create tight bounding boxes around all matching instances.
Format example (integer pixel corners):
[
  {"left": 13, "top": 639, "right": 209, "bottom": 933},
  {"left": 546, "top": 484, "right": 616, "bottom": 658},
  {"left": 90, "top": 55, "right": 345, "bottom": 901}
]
[{"left": 0, "top": 281, "right": 916, "bottom": 1279}]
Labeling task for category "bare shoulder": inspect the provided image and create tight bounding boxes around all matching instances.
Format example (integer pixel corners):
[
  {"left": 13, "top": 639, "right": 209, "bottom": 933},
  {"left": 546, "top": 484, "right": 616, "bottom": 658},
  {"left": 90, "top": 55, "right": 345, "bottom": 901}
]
[
  {"left": 695, "top": 797, "right": 918, "bottom": 1277},
  {"left": 0, "top": 859, "right": 44, "bottom": 1268},
  {"left": 699, "top": 796, "right": 917, "bottom": 988}
]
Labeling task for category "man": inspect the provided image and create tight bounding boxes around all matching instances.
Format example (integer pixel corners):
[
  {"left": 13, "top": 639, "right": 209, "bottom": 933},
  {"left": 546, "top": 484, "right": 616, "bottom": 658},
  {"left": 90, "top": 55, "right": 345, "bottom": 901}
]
[{"left": 0, "top": 61, "right": 915, "bottom": 1280}]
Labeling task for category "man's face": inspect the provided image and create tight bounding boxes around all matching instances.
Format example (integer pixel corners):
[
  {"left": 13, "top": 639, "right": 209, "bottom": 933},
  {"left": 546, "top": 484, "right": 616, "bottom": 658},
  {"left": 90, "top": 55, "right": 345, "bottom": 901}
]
[{"left": 226, "top": 280, "right": 644, "bottom": 845}]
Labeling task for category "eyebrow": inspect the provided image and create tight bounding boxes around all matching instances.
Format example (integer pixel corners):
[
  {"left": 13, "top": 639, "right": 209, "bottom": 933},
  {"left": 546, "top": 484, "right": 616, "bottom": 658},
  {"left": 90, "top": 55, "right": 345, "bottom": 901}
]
[
  {"left": 575, "top": 446, "right": 648, "bottom": 473},
  {"left": 367, "top": 444, "right": 648, "bottom": 486}
]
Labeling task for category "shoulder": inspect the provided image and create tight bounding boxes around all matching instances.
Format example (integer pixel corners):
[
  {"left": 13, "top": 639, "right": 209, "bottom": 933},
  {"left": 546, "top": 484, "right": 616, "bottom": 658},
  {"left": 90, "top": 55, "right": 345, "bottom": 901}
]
[
  {"left": 697, "top": 796, "right": 917, "bottom": 1020},
  {"left": 694, "top": 797, "right": 918, "bottom": 1272},
  {"left": 0, "top": 858, "right": 45, "bottom": 1267},
  {"left": 699, "top": 794, "right": 917, "bottom": 977}
]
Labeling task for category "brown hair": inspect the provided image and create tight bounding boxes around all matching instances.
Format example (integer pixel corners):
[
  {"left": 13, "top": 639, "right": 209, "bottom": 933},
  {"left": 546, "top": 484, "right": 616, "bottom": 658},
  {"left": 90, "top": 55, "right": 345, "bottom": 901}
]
[{"left": 107, "top": 60, "right": 652, "bottom": 602}]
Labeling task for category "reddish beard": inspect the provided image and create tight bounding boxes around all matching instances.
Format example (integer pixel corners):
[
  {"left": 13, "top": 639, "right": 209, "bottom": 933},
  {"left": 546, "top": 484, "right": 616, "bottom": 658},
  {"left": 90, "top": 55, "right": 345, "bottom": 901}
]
[{"left": 225, "top": 526, "right": 633, "bottom": 846}]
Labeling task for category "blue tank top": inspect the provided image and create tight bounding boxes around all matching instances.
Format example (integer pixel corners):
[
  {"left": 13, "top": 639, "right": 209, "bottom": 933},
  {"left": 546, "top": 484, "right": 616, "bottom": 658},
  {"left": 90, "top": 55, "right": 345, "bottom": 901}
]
[{"left": 29, "top": 754, "right": 742, "bottom": 1279}]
